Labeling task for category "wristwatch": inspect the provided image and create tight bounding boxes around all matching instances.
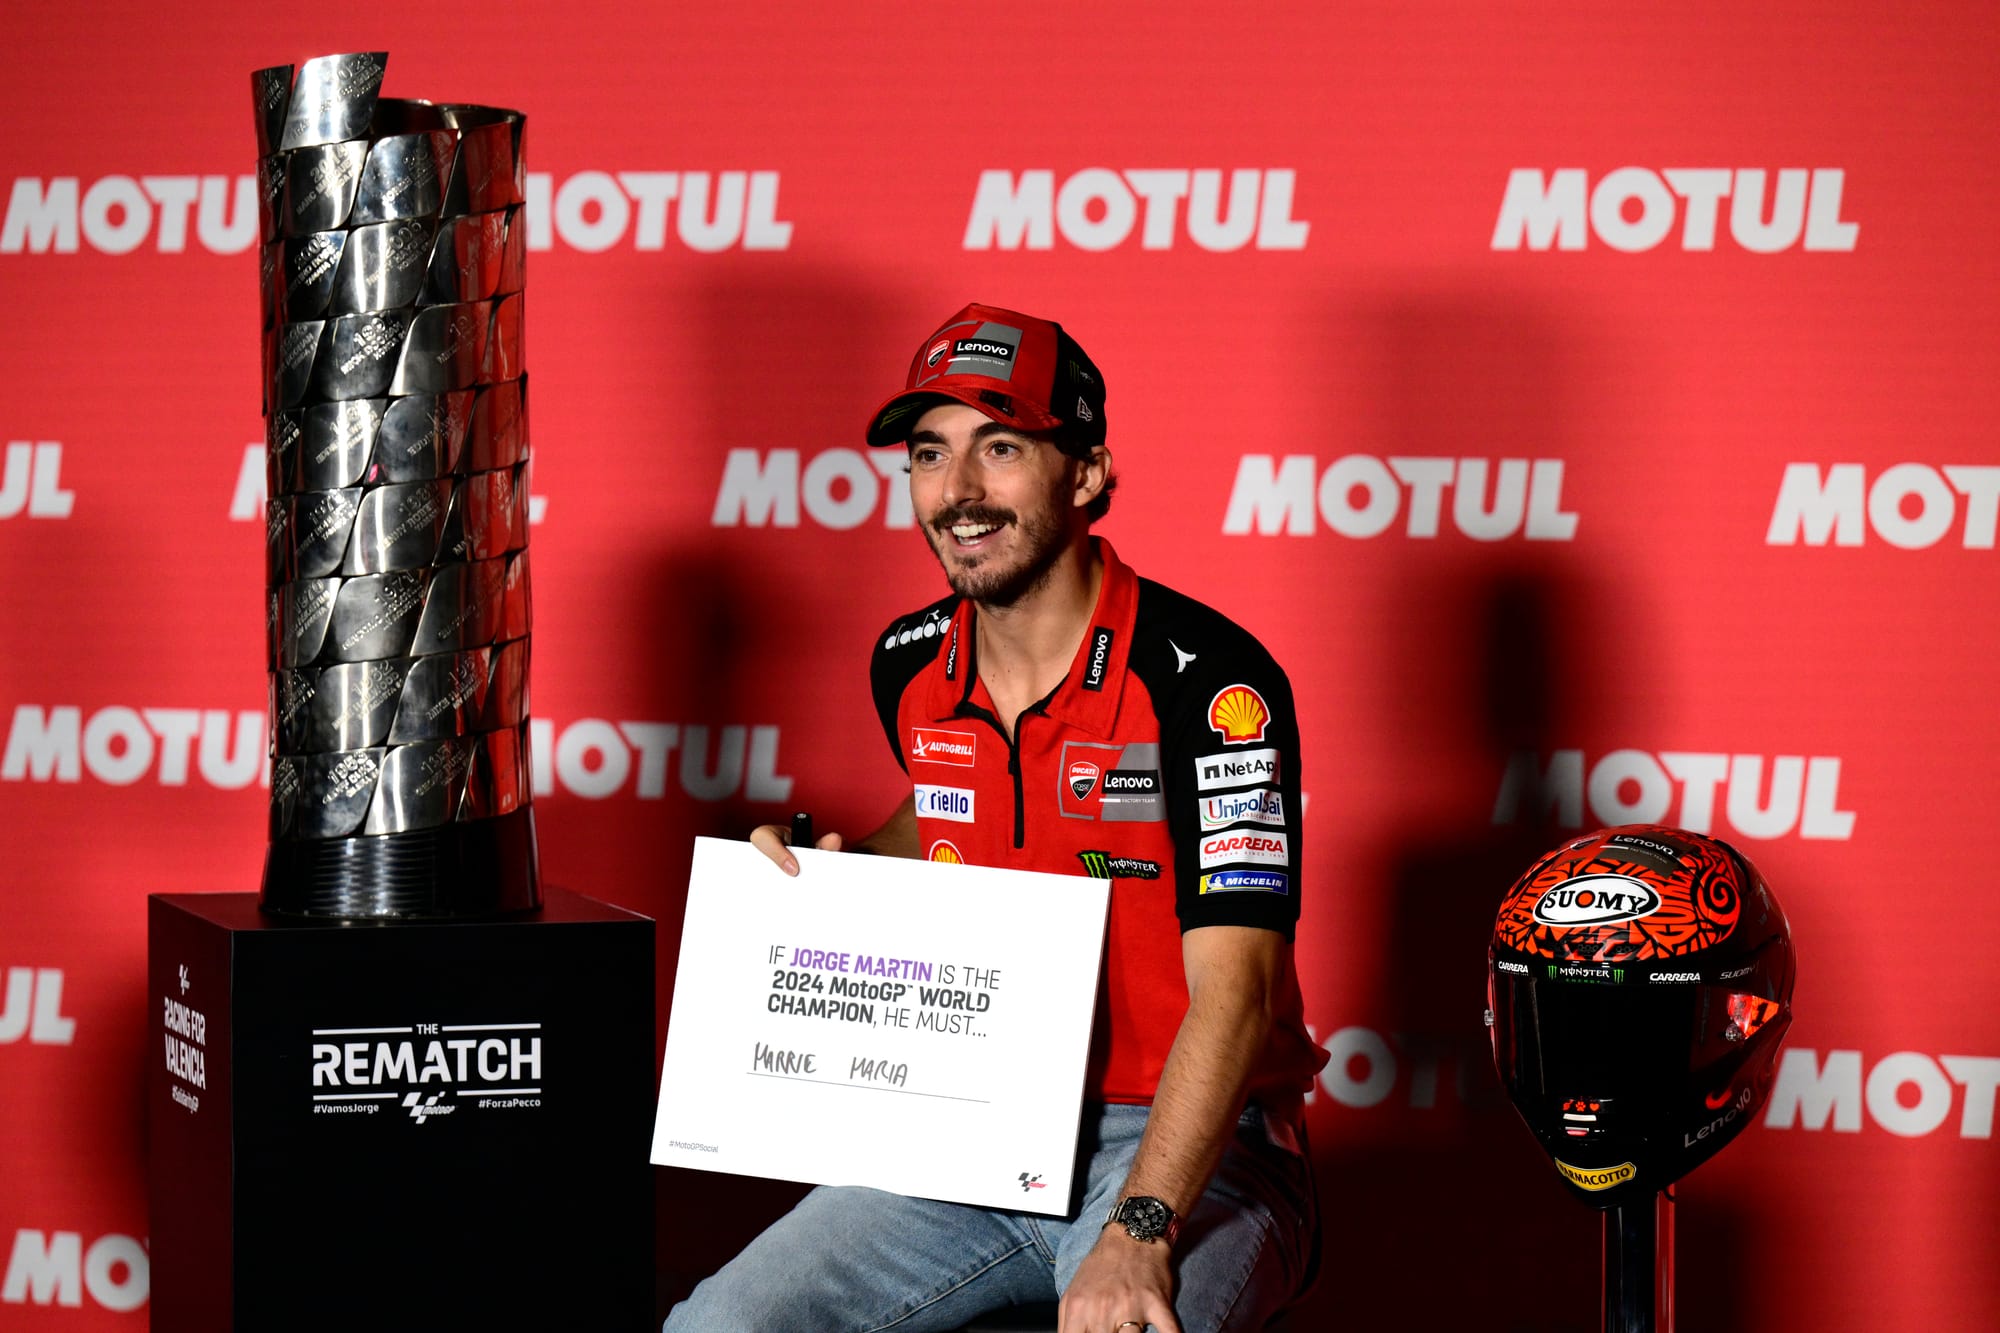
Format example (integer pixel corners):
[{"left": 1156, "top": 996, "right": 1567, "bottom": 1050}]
[{"left": 1105, "top": 1195, "right": 1181, "bottom": 1246}]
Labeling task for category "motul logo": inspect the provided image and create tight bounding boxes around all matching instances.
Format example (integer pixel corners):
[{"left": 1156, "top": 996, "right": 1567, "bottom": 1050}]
[
  {"left": 964, "top": 169, "right": 1309, "bottom": 252},
  {"left": 1493, "top": 749, "right": 1855, "bottom": 840},
  {"left": 1222, "top": 455, "right": 1577, "bottom": 540},
  {"left": 523, "top": 171, "right": 791, "bottom": 252},
  {"left": 711, "top": 448, "right": 916, "bottom": 530},
  {"left": 1765, "top": 1048, "right": 2000, "bottom": 1139},
  {"left": 0, "top": 968, "right": 76, "bottom": 1046},
  {"left": 1, "top": 1231, "right": 148, "bottom": 1311},
  {"left": 2, "top": 706, "right": 265, "bottom": 789},
  {"left": 1767, "top": 463, "right": 2000, "bottom": 549},
  {"left": 527, "top": 718, "right": 794, "bottom": 802},
  {"left": 1491, "top": 168, "right": 1857, "bottom": 252},
  {"left": 0, "top": 442, "right": 73, "bottom": 518},
  {"left": 2, "top": 175, "right": 256, "bottom": 253}
]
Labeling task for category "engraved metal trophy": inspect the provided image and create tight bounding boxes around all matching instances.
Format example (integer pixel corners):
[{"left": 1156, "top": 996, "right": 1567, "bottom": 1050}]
[{"left": 253, "top": 52, "right": 538, "bottom": 917}]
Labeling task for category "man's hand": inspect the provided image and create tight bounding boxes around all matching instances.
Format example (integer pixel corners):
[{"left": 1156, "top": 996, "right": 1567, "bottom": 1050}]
[
  {"left": 747, "top": 823, "right": 843, "bottom": 876},
  {"left": 1058, "top": 1227, "right": 1180, "bottom": 1333}
]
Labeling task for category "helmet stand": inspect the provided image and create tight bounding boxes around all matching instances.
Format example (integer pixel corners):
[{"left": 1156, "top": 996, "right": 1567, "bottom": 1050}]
[{"left": 1603, "top": 1188, "right": 1674, "bottom": 1332}]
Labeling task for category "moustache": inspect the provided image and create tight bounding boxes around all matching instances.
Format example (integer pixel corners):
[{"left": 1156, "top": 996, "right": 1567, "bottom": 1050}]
[{"left": 931, "top": 506, "right": 1015, "bottom": 532}]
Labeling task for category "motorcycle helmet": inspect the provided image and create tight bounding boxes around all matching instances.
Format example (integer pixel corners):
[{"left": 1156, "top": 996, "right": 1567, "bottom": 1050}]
[{"left": 1487, "top": 825, "right": 1794, "bottom": 1208}]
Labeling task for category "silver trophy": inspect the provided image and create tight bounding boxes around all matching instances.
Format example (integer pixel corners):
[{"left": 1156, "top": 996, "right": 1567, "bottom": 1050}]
[{"left": 254, "top": 52, "right": 538, "bottom": 917}]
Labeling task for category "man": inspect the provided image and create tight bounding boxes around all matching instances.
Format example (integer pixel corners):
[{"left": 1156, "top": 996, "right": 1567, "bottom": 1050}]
[{"left": 666, "top": 303, "right": 1327, "bottom": 1333}]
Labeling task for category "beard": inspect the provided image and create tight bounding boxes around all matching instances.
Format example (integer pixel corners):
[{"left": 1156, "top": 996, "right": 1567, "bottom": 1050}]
[{"left": 922, "top": 501, "right": 1070, "bottom": 607}]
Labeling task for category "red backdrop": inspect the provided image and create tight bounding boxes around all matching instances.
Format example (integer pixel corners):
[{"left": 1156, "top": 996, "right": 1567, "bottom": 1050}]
[{"left": 3, "top": 4, "right": 1995, "bottom": 1327}]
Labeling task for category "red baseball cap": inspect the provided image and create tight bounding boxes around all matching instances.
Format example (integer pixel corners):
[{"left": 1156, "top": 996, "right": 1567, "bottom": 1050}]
[{"left": 865, "top": 302, "right": 1107, "bottom": 448}]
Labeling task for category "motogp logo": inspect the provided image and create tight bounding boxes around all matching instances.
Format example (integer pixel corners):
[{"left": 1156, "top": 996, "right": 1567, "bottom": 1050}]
[{"left": 1533, "top": 874, "right": 1662, "bottom": 927}]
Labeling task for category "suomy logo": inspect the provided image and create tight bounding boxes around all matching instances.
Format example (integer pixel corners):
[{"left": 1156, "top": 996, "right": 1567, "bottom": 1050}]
[
  {"left": 965, "top": 169, "right": 1309, "bottom": 252},
  {"left": 1492, "top": 168, "right": 1857, "bottom": 253},
  {"left": 1532, "top": 874, "right": 1661, "bottom": 927}
]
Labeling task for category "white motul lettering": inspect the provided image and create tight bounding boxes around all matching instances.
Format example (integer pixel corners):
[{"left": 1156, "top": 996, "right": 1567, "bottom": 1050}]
[
  {"left": 2, "top": 177, "right": 81, "bottom": 253},
  {"left": 801, "top": 448, "right": 880, "bottom": 530},
  {"left": 1226, "top": 455, "right": 1575, "bottom": 540},
  {"left": 1866, "top": 1052, "right": 1953, "bottom": 1138},
  {"left": 534, "top": 718, "right": 790, "bottom": 802},
  {"left": 678, "top": 171, "right": 748, "bottom": 252},
  {"left": 553, "top": 171, "right": 628, "bottom": 252},
  {"left": 618, "top": 172, "right": 679, "bottom": 250},
  {"left": 2, "top": 175, "right": 254, "bottom": 254},
  {"left": 1767, "top": 463, "right": 2000, "bottom": 548},
  {"left": 524, "top": 171, "right": 791, "bottom": 252},
  {"left": 713, "top": 448, "right": 800, "bottom": 527},
  {"left": 712, "top": 448, "right": 912, "bottom": 529},
  {"left": 0, "top": 443, "right": 74, "bottom": 518},
  {"left": 196, "top": 176, "right": 257, "bottom": 252},
  {"left": 1318, "top": 1026, "right": 1396, "bottom": 1108},
  {"left": 965, "top": 169, "right": 1307, "bottom": 251},
  {"left": 555, "top": 718, "right": 630, "bottom": 799},
  {"left": 0, "top": 968, "right": 76, "bottom": 1045},
  {"left": 1494, "top": 168, "right": 1856, "bottom": 253},
  {"left": 142, "top": 175, "right": 199, "bottom": 251},
  {"left": 1941, "top": 1057, "right": 2000, "bottom": 1138},
  {"left": 1765, "top": 1048, "right": 1863, "bottom": 1132},
  {"left": 2, "top": 706, "right": 81, "bottom": 781},
  {"left": 3, "top": 1230, "right": 81, "bottom": 1307},
  {"left": 229, "top": 443, "right": 265, "bottom": 520},
  {"left": 619, "top": 722, "right": 679, "bottom": 798},
  {"left": 1494, "top": 750, "right": 1853, "bottom": 840}
]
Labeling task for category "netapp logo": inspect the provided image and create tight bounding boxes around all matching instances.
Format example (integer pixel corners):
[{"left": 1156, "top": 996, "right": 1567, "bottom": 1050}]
[
  {"left": 2, "top": 705, "right": 265, "bottom": 790},
  {"left": 1196, "top": 748, "right": 1280, "bottom": 791},
  {"left": 528, "top": 718, "right": 794, "bottom": 803},
  {"left": 1492, "top": 168, "right": 1857, "bottom": 253},
  {"left": 1223, "top": 455, "right": 1577, "bottom": 540},
  {"left": 965, "top": 169, "right": 1309, "bottom": 251},
  {"left": 2, "top": 1230, "right": 148, "bottom": 1312},
  {"left": 1765, "top": 1047, "right": 2000, "bottom": 1139},
  {"left": 1, "top": 443, "right": 74, "bottom": 518},
  {"left": 1767, "top": 463, "right": 2000, "bottom": 549},
  {"left": 523, "top": 171, "right": 791, "bottom": 252},
  {"left": 311, "top": 1021, "right": 543, "bottom": 1122},
  {"left": 1493, "top": 749, "right": 1855, "bottom": 841},
  {"left": 712, "top": 448, "right": 917, "bottom": 530},
  {"left": 1, "top": 968, "right": 76, "bottom": 1045}
]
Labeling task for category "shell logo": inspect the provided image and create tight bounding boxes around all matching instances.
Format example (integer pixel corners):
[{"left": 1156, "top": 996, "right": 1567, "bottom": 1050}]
[
  {"left": 1207, "top": 685, "right": 1270, "bottom": 743},
  {"left": 929, "top": 840, "right": 964, "bottom": 864}
]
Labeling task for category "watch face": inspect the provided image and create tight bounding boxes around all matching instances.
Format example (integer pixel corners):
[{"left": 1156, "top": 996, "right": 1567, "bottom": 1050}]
[{"left": 1121, "top": 1196, "right": 1171, "bottom": 1239}]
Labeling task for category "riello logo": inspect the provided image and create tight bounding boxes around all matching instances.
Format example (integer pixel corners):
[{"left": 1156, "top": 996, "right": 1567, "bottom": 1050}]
[
  {"left": 1492, "top": 168, "right": 1857, "bottom": 253},
  {"left": 1765, "top": 1048, "right": 2000, "bottom": 1139},
  {"left": 0, "top": 442, "right": 73, "bottom": 518},
  {"left": 528, "top": 718, "right": 794, "bottom": 803},
  {"left": 1493, "top": 749, "right": 1856, "bottom": 840},
  {"left": 1767, "top": 463, "right": 2000, "bottom": 549},
  {"left": 712, "top": 448, "right": 917, "bottom": 530},
  {"left": 964, "top": 169, "right": 1309, "bottom": 252},
  {"left": 1, "top": 171, "right": 790, "bottom": 254},
  {"left": 1222, "top": 455, "right": 1577, "bottom": 540}
]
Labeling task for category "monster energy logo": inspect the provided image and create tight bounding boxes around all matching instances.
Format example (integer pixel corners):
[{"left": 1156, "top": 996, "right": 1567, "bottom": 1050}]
[
  {"left": 1548, "top": 964, "right": 1625, "bottom": 984},
  {"left": 1076, "top": 851, "right": 1162, "bottom": 881}
]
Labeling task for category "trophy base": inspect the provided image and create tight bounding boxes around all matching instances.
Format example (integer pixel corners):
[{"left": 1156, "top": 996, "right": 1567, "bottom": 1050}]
[{"left": 259, "top": 807, "right": 540, "bottom": 918}]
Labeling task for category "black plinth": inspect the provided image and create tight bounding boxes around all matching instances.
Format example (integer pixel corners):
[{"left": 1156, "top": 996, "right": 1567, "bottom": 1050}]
[{"left": 148, "top": 887, "right": 655, "bottom": 1332}]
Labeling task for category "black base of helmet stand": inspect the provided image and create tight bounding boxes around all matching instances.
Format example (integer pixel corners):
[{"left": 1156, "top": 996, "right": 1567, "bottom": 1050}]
[{"left": 1604, "top": 1189, "right": 1674, "bottom": 1332}]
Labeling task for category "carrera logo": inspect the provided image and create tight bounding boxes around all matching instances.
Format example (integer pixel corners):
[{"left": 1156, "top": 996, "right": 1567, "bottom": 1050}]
[
  {"left": 1199, "top": 788, "right": 1283, "bottom": 830},
  {"left": 1532, "top": 874, "right": 1662, "bottom": 926},
  {"left": 914, "top": 784, "right": 974, "bottom": 823},
  {"left": 1495, "top": 960, "right": 1529, "bottom": 975},
  {"left": 910, "top": 728, "right": 976, "bottom": 766},
  {"left": 928, "top": 840, "right": 964, "bottom": 864},
  {"left": 1068, "top": 761, "right": 1100, "bottom": 800},
  {"left": 1554, "top": 1159, "right": 1636, "bottom": 1192},
  {"left": 1208, "top": 685, "right": 1269, "bottom": 743},
  {"left": 1651, "top": 971, "right": 1702, "bottom": 983},
  {"left": 1195, "top": 748, "right": 1279, "bottom": 792},
  {"left": 1198, "top": 830, "right": 1289, "bottom": 869},
  {"left": 1197, "top": 869, "right": 1289, "bottom": 896}
]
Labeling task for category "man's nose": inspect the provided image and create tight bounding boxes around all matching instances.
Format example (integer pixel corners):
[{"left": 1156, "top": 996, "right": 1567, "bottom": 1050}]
[{"left": 941, "top": 449, "right": 984, "bottom": 507}]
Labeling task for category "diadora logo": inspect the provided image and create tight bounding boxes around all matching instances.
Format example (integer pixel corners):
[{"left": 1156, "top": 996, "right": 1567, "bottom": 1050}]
[
  {"left": 712, "top": 448, "right": 917, "bottom": 530},
  {"left": 1, "top": 1230, "right": 148, "bottom": 1312},
  {"left": 1195, "top": 748, "right": 1280, "bottom": 792},
  {"left": 527, "top": 718, "right": 794, "bottom": 802},
  {"left": 0, "top": 443, "right": 74, "bottom": 518},
  {"left": 883, "top": 609, "right": 952, "bottom": 651},
  {"left": 1198, "top": 788, "right": 1283, "bottom": 830},
  {"left": 0, "top": 171, "right": 792, "bottom": 254},
  {"left": 1765, "top": 1047, "right": 2000, "bottom": 1139},
  {"left": 1493, "top": 749, "right": 1856, "bottom": 840},
  {"left": 909, "top": 728, "right": 977, "bottom": 767},
  {"left": 964, "top": 169, "right": 1309, "bottom": 252},
  {"left": 1531, "top": 874, "right": 1662, "bottom": 927},
  {"left": 311, "top": 1020, "right": 543, "bottom": 1121},
  {"left": 1222, "top": 455, "right": 1577, "bottom": 540},
  {"left": 2, "top": 706, "right": 266, "bottom": 790},
  {"left": 1491, "top": 168, "right": 1858, "bottom": 253},
  {"left": 914, "top": 784, "right": 974, "bottom": 823},
  {"left": 1767, "top": 463, "right": 2000, "bottom": 549},
  {"left": 1, "top": 968, "right": 76, "bottom": 1045}
]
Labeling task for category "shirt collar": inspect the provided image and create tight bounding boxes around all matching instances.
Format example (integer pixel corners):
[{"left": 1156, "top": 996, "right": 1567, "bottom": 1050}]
[{"left": 922, "top": 538, "right": 1137, "bottom": 739}]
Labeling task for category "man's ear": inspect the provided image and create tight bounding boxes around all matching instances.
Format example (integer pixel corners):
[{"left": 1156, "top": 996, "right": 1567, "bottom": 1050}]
[{"left": 1072, "top": 445, "right": 1112, "bottom": 509}]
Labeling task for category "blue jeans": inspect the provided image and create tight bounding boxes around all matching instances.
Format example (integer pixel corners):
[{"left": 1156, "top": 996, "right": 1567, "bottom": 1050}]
[{"left": 663, "top": 1103, "right": 1316, "bottom": 1333}]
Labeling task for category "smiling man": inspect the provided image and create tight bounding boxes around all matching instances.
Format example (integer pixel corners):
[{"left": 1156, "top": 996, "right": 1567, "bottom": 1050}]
[{"left": 665, "top": 304, "right": 1328, "bottom": 1333}]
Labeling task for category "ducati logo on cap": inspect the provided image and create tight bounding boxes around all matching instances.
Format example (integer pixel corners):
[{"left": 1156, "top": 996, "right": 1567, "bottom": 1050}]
[{"left": 926, "top": 339, "right": 951, "bottom": 367}]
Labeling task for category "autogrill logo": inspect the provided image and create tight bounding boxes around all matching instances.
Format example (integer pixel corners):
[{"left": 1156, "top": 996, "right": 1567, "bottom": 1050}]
[
  {"left": 3, "top": 170, "right": 792, "bottom": 254},
  {"left": 310, "top": 1021, "right": 543, "bottom": 1122}
]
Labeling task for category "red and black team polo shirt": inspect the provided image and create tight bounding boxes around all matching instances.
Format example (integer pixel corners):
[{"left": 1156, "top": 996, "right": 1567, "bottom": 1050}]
[{"left": 870, "top": 540, "right": 1327, "bottom": 1108}]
